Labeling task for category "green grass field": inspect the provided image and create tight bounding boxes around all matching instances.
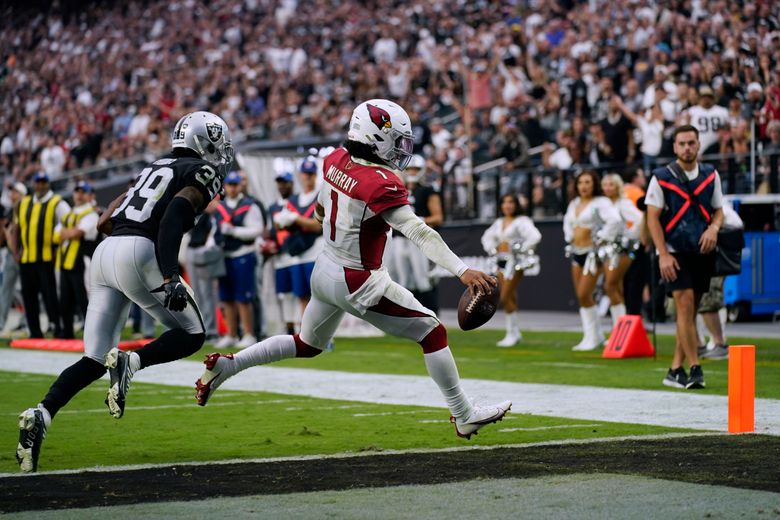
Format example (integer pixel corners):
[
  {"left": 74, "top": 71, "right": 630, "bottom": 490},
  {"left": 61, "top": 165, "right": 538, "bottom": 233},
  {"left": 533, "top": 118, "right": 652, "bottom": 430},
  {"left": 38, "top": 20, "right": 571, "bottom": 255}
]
[
  {"left": 1, "top": 329, "right": 778, "bottom": 474},
  {"left": 194, "top": 329, "right": 780, "bottom": 397}
]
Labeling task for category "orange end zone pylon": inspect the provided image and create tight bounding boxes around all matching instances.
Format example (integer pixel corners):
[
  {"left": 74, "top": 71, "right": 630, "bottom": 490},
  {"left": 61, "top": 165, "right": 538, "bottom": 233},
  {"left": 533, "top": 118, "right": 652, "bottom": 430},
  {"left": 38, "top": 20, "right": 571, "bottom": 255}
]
[
  {"left": 10, "top": 338, "right": 153, "bottom": 352},
  {"left": 602, "top": 315, "right": 655, "bottom": 358},
  {"left": 728, "top": 345, "right": 755, "bottom": 434}
]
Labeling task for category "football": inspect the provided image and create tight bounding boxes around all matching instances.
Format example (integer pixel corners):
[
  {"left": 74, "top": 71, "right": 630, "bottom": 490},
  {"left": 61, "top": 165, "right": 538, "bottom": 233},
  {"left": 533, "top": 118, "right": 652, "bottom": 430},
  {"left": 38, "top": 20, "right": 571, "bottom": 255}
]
[{"left": 457, "top": 280, "right": 500, "bottom": 331}]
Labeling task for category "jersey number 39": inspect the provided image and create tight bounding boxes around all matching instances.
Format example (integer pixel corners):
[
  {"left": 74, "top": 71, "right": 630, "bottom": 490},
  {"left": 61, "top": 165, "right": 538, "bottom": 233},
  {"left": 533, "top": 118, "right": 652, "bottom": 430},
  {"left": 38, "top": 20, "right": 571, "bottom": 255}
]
[{"left": 113, "top": 166, "right": 174, "bottom": 223}]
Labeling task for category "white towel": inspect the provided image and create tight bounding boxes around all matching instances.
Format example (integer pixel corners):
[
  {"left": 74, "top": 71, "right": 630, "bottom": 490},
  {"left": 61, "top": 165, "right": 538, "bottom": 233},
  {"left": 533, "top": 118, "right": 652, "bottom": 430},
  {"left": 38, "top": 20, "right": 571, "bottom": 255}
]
[{"left": 344, "top": 267, "right": 392, "bottom": 315}]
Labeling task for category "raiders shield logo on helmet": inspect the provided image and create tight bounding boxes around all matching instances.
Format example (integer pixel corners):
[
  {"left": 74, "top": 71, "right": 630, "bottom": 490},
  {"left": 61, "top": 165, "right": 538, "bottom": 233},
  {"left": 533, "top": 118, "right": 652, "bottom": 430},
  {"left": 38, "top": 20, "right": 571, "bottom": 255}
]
[{"left": 206, "top": 122, "right": 223, "bottom": 143}]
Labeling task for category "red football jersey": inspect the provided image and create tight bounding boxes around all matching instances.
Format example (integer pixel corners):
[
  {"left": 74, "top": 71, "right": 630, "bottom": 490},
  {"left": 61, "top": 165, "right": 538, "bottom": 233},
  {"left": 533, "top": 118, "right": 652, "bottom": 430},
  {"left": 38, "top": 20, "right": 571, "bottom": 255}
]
[{"left": 318, "top": 148, "right": 409, "bottom": 270}]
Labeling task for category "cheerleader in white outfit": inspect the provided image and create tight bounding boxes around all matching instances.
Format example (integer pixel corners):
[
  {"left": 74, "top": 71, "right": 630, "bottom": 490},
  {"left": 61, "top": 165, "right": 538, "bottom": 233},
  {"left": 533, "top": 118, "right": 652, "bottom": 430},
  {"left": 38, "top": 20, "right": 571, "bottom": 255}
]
[
  {"left": 601, "top": 173, "right": 643, "bottom": 330},
  {"left": 481, "top": 194, "right": 542, "bottom": 347},
  {"left": 563, "top": 171, "right": 622, "bottom": 351}
]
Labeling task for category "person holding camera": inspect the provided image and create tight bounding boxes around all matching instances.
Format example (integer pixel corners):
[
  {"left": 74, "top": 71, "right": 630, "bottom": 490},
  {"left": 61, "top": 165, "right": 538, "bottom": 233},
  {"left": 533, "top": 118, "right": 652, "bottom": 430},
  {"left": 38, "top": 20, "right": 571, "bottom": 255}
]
[{"left": 645, "top": 125, "right": 724, "bottom": 390}]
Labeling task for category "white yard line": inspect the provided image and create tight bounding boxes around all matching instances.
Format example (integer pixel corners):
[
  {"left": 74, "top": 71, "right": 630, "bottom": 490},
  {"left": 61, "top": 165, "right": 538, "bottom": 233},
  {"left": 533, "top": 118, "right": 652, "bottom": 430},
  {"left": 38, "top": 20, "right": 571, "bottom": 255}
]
[
  {"left": 498, "top": 423, "right": 604, "bottom": 433},
  {"left": 2, "top": 350, "right": 779, "bottom": 435}
]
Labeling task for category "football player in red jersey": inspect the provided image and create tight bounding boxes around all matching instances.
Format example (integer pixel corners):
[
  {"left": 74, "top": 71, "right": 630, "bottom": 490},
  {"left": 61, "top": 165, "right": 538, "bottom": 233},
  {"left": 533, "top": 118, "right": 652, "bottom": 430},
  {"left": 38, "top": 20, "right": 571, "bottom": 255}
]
[{"left": 196, "top": 99, "right": 511, "bottom": 439}]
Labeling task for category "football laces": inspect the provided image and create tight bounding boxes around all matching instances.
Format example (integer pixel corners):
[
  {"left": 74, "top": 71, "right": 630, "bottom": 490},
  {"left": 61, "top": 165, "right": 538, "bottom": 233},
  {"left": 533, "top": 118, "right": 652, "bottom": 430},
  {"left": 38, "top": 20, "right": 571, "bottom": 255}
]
[{"left": 465, "top": 292, "right": 482, "bottom": 313}]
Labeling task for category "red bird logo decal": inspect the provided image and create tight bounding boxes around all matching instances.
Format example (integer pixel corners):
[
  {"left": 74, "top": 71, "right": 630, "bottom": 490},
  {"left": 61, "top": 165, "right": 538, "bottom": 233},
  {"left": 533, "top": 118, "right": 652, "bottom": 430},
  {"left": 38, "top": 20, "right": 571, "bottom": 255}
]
[{"left": 367, "top": 103, "right": 392, "bottom": 129}]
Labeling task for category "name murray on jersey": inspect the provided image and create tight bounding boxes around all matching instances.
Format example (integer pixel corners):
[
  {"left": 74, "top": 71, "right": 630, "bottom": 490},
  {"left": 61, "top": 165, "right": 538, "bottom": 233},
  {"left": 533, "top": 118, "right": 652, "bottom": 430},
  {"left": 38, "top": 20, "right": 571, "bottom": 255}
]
[{"left": 325, "top": 165, "right": 358, "bottom": 194}]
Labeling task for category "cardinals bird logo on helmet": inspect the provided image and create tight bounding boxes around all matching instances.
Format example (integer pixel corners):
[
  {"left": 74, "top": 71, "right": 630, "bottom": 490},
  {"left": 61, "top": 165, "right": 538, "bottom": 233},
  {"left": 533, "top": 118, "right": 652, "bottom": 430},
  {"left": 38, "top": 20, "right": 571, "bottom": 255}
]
[{"left": 367, "top": 104, "right": 392, "bottom": 130}]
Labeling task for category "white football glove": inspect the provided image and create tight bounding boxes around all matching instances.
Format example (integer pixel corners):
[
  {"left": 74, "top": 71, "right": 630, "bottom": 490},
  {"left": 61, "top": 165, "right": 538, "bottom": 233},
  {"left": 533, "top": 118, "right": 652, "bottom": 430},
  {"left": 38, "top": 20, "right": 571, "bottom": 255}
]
[
  {"left": 220, "top": 222, "right": 235, "bottom": 236},
  {"left": 274, "top": 209, "right": 298, "bottom": 229}
]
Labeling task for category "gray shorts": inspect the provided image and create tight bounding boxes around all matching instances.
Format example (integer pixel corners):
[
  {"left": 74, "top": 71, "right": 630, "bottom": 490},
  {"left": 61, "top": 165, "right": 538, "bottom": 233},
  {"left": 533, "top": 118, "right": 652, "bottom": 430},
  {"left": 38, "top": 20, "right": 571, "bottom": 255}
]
[{"left": 698, "top": 276, "right": 725, "bottom": 314}]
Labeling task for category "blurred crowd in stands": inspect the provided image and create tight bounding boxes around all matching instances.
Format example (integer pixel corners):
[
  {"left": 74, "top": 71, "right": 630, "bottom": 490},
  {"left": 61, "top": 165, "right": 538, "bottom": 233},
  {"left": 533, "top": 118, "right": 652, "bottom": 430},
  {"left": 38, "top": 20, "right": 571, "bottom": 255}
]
[{"left": 1, "top": 0, "right": 780, "bottom": 218}]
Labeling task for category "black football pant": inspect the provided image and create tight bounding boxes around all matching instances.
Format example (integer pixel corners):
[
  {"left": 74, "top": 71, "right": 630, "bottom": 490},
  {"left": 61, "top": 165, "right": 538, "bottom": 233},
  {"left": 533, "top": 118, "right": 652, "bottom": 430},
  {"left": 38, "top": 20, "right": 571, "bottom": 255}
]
[
  {"left": 20, "top": 262, "right": 61, "bottom": 338},
  {"left": 60, "top": 265, "right": 89, "bottom": 339}
]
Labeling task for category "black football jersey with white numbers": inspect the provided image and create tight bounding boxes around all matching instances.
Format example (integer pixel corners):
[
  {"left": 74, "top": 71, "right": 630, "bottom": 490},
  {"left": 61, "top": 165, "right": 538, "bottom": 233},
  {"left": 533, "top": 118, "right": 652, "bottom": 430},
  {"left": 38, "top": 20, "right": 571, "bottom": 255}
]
[{"left": 111, "top": 154, "right": 223, "bottom": 243}]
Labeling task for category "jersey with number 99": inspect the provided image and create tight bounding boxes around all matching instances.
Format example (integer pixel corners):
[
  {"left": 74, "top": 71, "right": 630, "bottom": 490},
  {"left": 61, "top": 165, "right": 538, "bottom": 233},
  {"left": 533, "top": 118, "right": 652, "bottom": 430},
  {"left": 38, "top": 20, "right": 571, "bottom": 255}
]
[
  {"left": 111, "top": 154, "right": 223, "bottom": 243},
  {"left": 318, "top": 147, "right": 409, "bottom": 270}
]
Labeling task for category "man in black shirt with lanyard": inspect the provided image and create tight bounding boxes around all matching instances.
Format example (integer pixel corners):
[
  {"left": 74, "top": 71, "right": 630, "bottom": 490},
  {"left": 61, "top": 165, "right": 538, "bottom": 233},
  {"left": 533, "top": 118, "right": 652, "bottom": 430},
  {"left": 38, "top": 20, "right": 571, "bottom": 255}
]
[{"left": 16, "top": 111, "right": 233, "bottom": 473}]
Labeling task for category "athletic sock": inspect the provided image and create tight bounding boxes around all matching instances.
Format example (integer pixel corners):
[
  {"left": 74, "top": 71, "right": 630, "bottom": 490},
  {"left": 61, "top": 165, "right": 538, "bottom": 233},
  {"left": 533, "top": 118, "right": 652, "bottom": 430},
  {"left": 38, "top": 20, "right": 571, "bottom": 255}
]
[
  {"left": 136, "top": 329, "right": 205, "bottom": 369},
  {"left": 610, "top": 303, "right": 626, "bottom": 327},
  {"left": 40, "top": 356, "right": 107, "bottom": 418},
  {"left": 231, "top": 334, "right": 296, "bottom": 373},
  {"left": 423, "top": 347, "right": 473, "bottom": 420}
]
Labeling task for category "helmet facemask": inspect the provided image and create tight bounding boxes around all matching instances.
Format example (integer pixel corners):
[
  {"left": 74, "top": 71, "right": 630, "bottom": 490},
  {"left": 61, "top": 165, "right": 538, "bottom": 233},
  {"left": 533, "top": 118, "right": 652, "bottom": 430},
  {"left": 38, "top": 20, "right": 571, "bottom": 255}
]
[{"left": 375, "top": 127, "right": 414, "bottom": 171}]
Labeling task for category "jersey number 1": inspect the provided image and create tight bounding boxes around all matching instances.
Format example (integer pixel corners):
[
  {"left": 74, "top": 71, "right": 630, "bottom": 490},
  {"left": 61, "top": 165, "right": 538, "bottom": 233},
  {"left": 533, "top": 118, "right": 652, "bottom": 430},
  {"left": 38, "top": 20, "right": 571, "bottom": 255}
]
[{"left": 329, "top": 190, "right": 338, "bottom": 242}]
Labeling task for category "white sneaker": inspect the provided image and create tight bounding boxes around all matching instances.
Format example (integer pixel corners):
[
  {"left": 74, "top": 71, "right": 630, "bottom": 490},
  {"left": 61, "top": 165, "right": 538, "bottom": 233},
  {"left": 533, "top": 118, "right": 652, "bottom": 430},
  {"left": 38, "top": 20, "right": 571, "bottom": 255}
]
[
  {"left": 572, "top": 341, "right": 600, "bottom": 351},
  {"left": 237, "top": 334, "right": 257, "bottom": 350},
  {"left": 451, "top": 400, "right": 512, "bottom": 439},
  {"left": 496, "top": 332, "right": 521, "bottom": 347},
  {"left": 214, "top": 336, "right": 238, "bottom": 350},
  {"left": 195, "top": 353, "right": 235, "bottom": 406}
]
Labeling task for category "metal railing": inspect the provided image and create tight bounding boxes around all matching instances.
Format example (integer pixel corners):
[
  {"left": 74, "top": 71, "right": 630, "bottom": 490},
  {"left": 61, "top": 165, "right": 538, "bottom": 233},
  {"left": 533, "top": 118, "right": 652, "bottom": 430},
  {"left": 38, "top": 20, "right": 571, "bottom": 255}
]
[{"left": 463, "top": 149, "right": 780, "bottom": 222}]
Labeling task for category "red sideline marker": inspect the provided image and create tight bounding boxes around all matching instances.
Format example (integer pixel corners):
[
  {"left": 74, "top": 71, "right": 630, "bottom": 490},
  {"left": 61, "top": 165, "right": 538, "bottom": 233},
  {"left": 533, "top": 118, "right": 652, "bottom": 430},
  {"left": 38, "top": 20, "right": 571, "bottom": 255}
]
[
  {"left": 10, "top": 338, "right": 153, "bottom": 352},
  {"left": 602, "top": 315, "right": 654, "bottom": 358}
]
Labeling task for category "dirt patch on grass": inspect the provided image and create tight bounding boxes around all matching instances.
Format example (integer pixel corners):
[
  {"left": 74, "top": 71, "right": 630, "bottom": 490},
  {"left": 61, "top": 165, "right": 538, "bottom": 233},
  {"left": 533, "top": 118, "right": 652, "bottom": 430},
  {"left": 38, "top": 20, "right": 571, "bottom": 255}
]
[{"left": 2, "top": 434, "right": 778, "bottom": 513}]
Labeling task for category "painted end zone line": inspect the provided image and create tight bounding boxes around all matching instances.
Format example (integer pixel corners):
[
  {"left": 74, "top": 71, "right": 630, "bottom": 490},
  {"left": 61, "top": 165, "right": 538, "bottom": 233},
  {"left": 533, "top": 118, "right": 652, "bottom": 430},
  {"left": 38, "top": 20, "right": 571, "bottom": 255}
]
[{"left": 0, "top": 432, "right": 725, "bottom": 479}]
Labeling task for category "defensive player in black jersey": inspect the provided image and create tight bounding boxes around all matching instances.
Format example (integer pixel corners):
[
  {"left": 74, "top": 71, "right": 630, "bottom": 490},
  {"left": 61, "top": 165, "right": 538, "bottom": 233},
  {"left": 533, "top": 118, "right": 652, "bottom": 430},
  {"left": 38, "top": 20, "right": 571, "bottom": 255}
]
[{"left": 15, "top": 111, "right": 233, "bottom": 473}]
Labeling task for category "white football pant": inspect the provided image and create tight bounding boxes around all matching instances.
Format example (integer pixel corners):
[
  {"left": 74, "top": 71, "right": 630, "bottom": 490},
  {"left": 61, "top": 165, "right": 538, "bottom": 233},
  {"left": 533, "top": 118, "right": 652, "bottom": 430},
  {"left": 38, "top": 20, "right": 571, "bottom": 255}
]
[
  {"left": 83, "top": 236, "right": 204, "bottom": 363},
  {"left": 300, "top": 254, "right": 438, "bottom": 349}
]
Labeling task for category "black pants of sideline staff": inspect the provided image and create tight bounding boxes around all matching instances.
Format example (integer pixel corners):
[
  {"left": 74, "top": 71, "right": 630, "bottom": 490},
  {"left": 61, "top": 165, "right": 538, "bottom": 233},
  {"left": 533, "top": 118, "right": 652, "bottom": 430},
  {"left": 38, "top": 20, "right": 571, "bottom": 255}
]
[
  {"left": 20, "top": 262, "right": 61, "bottom": 338},
  {"left": 60, "top": 266, "right": 88, "bottom": 339}
]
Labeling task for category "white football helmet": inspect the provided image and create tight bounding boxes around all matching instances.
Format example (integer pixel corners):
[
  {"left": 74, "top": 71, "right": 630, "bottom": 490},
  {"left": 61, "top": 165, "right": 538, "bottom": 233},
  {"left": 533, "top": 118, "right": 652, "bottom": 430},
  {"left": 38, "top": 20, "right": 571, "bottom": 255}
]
[
  {"left": 172, "top": 111, "right": 234, "bottom": 172},
  {"left": 347, "top": 99, "right": 415, "bottom": 170}
]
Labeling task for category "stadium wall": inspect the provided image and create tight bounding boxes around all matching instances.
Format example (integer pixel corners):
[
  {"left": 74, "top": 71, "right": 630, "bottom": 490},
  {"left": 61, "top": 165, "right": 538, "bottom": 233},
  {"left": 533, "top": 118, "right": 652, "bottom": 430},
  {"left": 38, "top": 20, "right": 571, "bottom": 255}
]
[{"left": 437, "top": 221, "right": 574, "bottom": 311}]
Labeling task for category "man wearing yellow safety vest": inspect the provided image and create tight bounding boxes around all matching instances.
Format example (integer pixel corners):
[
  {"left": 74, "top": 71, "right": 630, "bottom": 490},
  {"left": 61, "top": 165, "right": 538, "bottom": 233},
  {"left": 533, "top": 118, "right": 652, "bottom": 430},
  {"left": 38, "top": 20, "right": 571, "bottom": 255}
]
[
  {"left": 14, "top": 172, "right": 70, "bottom": 338},
  {"left": 55, "top": 181, "right": 99, "bottom": 339}
]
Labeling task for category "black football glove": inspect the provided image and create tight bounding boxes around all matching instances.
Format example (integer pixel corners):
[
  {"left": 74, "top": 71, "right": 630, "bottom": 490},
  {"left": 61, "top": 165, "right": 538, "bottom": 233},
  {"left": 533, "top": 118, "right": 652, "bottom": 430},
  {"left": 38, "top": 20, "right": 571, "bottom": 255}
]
[{"left": 151, "top": 274, "right": 188, "bottom": 312}]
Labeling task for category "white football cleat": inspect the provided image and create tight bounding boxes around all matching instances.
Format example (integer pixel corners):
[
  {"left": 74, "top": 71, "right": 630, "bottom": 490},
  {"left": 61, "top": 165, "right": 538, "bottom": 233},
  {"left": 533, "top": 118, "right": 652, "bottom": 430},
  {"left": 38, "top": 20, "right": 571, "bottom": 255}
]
[
  {"left": 451, "top": 400, "right": 512, "bottom": 439},
  {"left": 195, "top": 353, "right": 235, "bottom": 406}
]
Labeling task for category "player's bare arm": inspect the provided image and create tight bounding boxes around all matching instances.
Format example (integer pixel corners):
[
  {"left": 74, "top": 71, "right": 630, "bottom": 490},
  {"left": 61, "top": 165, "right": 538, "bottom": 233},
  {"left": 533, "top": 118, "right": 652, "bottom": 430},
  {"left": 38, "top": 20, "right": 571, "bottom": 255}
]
[
  {"left": 97, "top": 191, "right": 127, "bottom": 235},
  {"left": 314, "top": 202, "right": 325, "bottom": 223},
  {"left": 382, "top": 204, "right": 495, "bottom": 296}
]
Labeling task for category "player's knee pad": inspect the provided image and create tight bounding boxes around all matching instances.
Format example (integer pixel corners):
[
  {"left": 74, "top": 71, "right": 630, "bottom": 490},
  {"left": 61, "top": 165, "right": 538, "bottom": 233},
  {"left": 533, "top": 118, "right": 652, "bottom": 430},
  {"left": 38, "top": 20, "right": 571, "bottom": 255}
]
[
  {"left": 420, "top": 323, "right": 448, "bottom": 353},
  {"left": 293, "top": 333, "right": 323, "bottom": 358}
]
